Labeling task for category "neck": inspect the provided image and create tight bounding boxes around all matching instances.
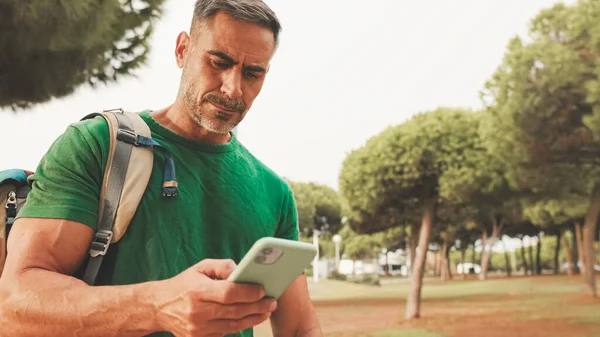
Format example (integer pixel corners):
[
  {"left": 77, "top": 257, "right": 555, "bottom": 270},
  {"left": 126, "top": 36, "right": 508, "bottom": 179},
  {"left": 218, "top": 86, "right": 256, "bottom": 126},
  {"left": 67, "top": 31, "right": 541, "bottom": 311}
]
[{"left": 151, "top": 101, "right": 232, "bottom": 144}]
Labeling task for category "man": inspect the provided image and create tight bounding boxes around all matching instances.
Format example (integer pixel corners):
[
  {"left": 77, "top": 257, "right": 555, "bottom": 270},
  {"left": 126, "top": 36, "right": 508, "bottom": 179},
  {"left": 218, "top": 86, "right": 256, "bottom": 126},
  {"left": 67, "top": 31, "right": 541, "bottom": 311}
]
[{"left": 0, "top": 1, "right": 322, "bottom": 336}]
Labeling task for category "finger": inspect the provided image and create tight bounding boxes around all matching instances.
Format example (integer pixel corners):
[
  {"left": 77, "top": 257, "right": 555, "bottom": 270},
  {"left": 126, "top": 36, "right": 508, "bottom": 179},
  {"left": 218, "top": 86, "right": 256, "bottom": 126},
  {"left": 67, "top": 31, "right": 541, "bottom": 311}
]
[
  {"left": 216, "top": 298, "right": 277, "bottom": 319},
  {"left": 195, "top": 259, "right": 237, "bottom": 280},
  {"left": 206, "top": 280, "right": 266, "bottom": 304},
  {"left": 211, "top": 313, "right": 272, "bottom": 335}
]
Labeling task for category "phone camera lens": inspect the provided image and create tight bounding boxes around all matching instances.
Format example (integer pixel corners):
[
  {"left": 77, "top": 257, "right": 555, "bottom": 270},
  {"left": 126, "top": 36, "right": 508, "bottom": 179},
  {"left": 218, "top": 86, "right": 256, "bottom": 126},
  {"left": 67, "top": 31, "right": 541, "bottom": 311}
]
[
  {"left": 254, "top": 255, "right": 267, "bottom": 264},
  {"left": 262, "top": 247, "right": 273, "bottom": 255}
]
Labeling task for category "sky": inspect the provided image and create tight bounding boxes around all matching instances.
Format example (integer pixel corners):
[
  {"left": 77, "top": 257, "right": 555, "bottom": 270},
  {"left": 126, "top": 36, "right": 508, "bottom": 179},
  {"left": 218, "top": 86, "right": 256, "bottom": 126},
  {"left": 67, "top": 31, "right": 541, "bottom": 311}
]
[{"left": 0, "top": 0, "right": 574, "bottom": 192}]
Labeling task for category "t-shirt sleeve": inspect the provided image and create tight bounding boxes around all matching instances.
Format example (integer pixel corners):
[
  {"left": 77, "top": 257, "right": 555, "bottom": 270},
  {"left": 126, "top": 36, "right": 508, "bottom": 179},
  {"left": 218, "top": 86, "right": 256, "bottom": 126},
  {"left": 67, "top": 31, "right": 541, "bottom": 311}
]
[
  {"left": 16, "top": 117, "right": 108, "bottom": 230},
  {"left": 275, "top": 183, "right": 300, "bottom": 241}
]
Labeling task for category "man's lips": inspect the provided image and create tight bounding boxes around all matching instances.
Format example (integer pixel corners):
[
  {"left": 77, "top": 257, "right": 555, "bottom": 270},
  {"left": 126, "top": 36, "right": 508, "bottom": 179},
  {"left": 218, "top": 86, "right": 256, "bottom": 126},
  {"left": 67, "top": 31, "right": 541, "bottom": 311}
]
[{"left": 210, "top": 102, "right": 237, "bottom": 113}]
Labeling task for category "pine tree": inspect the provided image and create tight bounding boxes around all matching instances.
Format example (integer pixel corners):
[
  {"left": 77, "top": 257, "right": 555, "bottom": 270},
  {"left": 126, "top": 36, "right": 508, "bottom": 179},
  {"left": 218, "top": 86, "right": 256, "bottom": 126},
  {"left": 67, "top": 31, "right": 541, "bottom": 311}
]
[{"left": 0, "top": 0, "right": 166, "bottom": 110}]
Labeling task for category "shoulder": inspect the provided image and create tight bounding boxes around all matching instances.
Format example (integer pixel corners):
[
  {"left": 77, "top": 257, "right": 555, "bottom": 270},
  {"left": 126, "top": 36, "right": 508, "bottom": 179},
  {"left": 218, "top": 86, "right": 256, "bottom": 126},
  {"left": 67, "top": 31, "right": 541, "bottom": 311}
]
[
  {"left": 233, "top": 140, "right": 299, "bottom": 240},
  {"left": 234, "top": 140, "right": 293, "bottom": 198},
  {"left": 69, "top": 113, "right": 111, "bottom": 145}
]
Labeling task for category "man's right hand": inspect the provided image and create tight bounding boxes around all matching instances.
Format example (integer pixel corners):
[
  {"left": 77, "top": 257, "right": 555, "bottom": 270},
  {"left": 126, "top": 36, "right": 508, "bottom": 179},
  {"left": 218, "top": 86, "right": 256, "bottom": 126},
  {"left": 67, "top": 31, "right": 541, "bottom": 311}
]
[{"left": 154, "top": 259, "right": 276, "bottom": 337}]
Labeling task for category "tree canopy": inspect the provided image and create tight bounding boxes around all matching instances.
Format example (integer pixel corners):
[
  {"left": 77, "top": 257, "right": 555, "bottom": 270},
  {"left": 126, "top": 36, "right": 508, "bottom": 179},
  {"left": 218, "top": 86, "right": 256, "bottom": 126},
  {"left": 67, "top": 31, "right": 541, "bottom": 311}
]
[
  {"left": 333, "top": 0, "right": 600, "bottom": 314},
  {"left": 480, "top": 0, "right": 600, "bottom": 296},
  {"left": 0, "top": 0, "right": 165, "bottom": 110},
  {"left": 288, "top": 181, "right": 344, "bottom": 236}
]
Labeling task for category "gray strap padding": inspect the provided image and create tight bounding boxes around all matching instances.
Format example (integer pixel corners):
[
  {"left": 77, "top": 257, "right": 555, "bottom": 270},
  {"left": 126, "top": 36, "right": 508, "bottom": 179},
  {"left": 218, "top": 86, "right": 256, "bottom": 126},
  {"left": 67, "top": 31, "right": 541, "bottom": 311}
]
[{"left": 82, "top": 111, "right": 136, "bottom": 285}]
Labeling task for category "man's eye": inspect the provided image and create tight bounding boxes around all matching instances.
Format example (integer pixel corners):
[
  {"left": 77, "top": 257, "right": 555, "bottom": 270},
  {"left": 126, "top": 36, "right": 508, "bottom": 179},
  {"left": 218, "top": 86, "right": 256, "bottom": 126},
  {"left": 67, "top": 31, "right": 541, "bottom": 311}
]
[
  {"left": 244, "top": 71, "right": 258, "bottom": 79},
  {"left": 212, "top": 60, "right": 229, "bottom": 69}
]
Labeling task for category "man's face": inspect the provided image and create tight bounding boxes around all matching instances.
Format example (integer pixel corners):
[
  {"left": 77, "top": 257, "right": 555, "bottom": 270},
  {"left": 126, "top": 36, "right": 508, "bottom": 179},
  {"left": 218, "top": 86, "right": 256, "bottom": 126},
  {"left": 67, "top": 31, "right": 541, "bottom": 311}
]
[{"left": 175, "top": 12, "right": 276, "bottom": 135}]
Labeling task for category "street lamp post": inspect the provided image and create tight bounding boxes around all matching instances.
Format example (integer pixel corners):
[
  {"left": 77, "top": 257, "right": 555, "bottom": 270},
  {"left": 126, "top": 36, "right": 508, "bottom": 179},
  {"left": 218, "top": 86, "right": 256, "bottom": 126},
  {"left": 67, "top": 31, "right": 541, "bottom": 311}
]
[
  {"left": 313, "top": 229, "right": 320, "bottom": 282},
  {"left": 333, "top": 234, "right": 342, "bottom": 269}
]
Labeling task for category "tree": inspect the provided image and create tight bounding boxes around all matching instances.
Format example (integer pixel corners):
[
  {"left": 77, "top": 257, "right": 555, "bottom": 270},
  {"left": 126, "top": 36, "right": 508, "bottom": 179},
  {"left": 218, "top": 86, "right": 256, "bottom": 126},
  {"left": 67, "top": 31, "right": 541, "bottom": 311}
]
[
  {"left": 434, "top": 205, "right": 480, "bottom": 281},
  {"left": 436, "top": 111, "right": 518, "bottom": 281},
  {"left": 288, "top": 181, "right": 343, "bottom": 237},
  {"left": 480, "top": 0, "right": 600, "bottom": 296},
  {"left": 340, "top": 107, "right": 490, "bottom": 320},
  {"left": 453, "top": 224, "right": 481, "bottom": 279},
  {"left": 344, "top": 235, "right": 380, "bottom": 261},
  {"left": 0, "top": 0, "right": 165, "bottom": 110},
  {"left": 522, "top": 195, "right": 587, "bottom": 274},
  {"left": 372, "top": 226, "right": 407, "bottom": 275}
]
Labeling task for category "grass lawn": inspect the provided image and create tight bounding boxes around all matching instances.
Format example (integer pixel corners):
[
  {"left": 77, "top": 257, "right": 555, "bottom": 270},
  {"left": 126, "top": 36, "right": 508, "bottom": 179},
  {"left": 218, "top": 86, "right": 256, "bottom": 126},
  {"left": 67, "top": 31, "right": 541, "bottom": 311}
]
[{"left": 254, "top": 275, "right": 600, "bottom": 337}]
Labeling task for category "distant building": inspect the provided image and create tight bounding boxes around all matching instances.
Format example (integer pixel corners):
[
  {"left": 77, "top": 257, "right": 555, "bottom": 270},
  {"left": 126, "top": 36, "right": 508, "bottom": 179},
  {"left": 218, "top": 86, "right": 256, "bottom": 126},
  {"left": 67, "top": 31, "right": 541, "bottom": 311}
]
[{"left": 456, "top": 263, "right": 481, "bottom": 275}]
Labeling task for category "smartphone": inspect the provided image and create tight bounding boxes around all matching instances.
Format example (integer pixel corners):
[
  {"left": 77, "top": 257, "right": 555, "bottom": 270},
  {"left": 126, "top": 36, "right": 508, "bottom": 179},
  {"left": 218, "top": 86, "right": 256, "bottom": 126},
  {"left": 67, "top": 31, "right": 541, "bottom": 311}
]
[{"left": 227, "top": 237, "right": 317, "bottom": 299}]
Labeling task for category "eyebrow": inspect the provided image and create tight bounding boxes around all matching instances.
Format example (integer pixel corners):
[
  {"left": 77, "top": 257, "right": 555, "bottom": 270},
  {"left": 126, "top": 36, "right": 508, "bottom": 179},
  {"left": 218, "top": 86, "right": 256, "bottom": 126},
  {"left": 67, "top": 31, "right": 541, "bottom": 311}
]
[{"left": 207, "top": 50, "right": 267, "bottom": 73}]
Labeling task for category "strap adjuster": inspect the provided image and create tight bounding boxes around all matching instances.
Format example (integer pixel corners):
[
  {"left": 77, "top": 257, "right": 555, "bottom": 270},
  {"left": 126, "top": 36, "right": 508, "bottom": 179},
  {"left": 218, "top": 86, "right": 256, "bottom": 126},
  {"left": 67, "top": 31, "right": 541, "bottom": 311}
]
[
  {"left": 116, "top": 129, "right": 139, "bottom": 145},
  {"left": 89, "top": 230, "right": 113, "bottom": 257},
  {"left": 103, "top": 108, "right": 125, "bottom": 114}
]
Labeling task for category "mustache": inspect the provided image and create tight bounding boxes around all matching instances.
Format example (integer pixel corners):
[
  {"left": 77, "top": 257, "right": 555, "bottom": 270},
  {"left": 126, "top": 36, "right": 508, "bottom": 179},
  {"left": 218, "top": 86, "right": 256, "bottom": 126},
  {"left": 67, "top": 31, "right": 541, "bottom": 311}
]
[{"left": 203, "top": 92, "right": 246, "bottom": 113}]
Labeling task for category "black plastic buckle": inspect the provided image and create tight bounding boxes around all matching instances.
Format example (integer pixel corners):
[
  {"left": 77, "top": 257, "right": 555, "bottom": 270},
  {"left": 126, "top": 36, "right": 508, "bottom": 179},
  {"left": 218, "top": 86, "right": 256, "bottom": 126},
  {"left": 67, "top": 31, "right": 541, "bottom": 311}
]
[
  {"left": 89, "top": 230, "right": 114, "bottom": 257},
  {"left": 116, "top": 129, "right": 139, "bottom": 145}
]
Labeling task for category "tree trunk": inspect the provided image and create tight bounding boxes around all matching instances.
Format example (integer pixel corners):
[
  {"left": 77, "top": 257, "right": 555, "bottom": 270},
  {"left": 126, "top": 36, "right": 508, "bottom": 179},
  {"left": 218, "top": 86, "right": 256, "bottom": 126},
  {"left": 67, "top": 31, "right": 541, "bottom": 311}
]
[
  {"left": 562, "top": 234, "right": 574, "bottom": 276},
  {"left": 460, "top": 249, "right": 466, "bottom": 280},
  {"left": 409, "top": 222, "right": 418, "bottom": 275},
  {"left": 433, "top": 250, "right": 440, "bottom": 276},
  {"left": 479, "top": 219, "right": 501, "bottom": 281},
  {"left": 553, "top": 231, "right": 562, "bottom": 275},
  {"left": 572, "top": 227, "right": 580, "bottom": 274},
  {"left": 535, "top": 235, "right": 542, "bottom": 275},
  {"left": 575, "top": 223, "right": 586, "bottom": 277},
  {"left": 446, "top": 242, "right": 452, "bottom": 280},
  {"left": 437, "top": 250, "right": 443, "bottom": 276},
  {"left": 441, "top": 241, "right": 451, "bottom": 281},
  {"left": 502, "top": 240, "right": 511, "bottom": 277},
  {"left": 479, "top": 231, "right": 487, "bottom": 266},
  {"left": 471, "top": 245, "right": 477, "bottom": 264},
  {"left": 582, "top": 186, "right": 600, "bottom": 297},
  {"left": 520, "top": 238, "right": 529, "bottom": 275},
  {"left": 528, "top": 239, "right": 534, "bottom": 276},
  {"left": 405, "top": 196, "right": 436, "bottom": 320}
]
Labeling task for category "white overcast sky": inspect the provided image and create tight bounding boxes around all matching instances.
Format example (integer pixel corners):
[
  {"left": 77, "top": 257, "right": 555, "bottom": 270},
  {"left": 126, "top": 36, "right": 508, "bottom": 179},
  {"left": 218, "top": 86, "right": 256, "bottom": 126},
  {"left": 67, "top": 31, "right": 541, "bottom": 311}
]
[{"left": 0, "top": 0, "right": 573, "bottom": 191}]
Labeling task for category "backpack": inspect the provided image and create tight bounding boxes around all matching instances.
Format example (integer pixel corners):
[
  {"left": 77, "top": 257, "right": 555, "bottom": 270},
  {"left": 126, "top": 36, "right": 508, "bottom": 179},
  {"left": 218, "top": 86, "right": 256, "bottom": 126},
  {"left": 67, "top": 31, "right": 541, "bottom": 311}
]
[{"left": 0, "top": 108, "right": 178, "bottom": 285}]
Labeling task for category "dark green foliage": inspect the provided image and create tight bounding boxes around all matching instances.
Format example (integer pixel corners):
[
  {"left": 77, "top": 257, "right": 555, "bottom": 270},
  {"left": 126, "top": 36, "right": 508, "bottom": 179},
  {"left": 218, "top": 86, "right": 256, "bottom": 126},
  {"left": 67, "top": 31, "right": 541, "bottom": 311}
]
[
  {"left": 480, "top": 0, "right": 600, "bottom": 192},
  {"left": 0, "top": 0, "right": 165, "bottom": 110},
  {"left": 288, "top": 181, "right": 343, "bottom": 236}
]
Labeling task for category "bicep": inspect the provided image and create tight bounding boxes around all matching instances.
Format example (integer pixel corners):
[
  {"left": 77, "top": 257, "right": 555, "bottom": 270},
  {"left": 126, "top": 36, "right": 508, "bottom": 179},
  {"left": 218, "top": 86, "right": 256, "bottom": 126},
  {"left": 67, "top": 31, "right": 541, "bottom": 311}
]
[
  {"left": 0, "top": 120, "right": 107, "bottom": 287},
  {"left": 2, "top": 218, "right": 93, "bottom": 279}
]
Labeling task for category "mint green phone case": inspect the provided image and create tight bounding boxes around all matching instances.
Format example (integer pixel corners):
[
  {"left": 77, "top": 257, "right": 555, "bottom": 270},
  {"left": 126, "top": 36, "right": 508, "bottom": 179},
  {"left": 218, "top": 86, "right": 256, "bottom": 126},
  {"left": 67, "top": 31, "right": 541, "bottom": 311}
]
[{"left": 227, "top": 237, "right": 317, "bottom": 299}]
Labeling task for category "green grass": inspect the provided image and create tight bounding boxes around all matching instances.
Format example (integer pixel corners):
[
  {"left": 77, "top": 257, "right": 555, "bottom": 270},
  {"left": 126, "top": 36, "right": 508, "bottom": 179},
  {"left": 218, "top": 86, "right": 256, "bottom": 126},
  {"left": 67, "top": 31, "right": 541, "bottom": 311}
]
[
  {"left": 308, "top": 275, "right": 596, "bottom": 301},
  {"left": 302, "top": 275, "right": 600, "bottom": 337}
]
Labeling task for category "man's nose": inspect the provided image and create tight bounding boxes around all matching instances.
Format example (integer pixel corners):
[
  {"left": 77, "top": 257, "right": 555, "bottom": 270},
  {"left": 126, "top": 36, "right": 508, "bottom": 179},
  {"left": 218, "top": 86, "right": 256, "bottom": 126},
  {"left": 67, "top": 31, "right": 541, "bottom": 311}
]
[{"left": 220, "top": 70, "right": 243, "bottom": 100}]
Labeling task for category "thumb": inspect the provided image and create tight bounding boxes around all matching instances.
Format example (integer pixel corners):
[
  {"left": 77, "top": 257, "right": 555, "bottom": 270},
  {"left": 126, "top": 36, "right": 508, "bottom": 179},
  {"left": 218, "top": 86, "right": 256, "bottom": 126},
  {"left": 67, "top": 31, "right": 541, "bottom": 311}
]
[{"left": 195, "top": 258, "right": 237, "bottom": 280}]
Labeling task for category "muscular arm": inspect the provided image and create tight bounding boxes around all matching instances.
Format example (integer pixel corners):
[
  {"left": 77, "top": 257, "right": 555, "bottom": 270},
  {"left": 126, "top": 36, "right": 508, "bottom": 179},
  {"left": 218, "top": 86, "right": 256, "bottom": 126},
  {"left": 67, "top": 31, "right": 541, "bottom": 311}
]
[
  {"left": 269, "top": 275, "right": 322, "bottom": 337},
  {"left": 0, "top": 218, "right": 161, "bottom": 337}
]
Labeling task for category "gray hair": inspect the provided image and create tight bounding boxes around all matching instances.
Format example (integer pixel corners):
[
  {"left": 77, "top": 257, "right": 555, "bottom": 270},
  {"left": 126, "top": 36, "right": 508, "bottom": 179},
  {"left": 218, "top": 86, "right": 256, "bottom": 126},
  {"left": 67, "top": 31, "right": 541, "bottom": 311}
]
[{"left": 192, "top": 0, "right": 281, "bottom": 47}]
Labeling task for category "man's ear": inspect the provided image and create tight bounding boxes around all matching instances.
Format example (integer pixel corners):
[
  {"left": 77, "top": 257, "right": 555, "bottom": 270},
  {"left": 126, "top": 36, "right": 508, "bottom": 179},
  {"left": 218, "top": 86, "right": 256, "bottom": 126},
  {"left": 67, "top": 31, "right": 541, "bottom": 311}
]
[{"left": 175, "top": 31, "right": 190, "bottom": 68}]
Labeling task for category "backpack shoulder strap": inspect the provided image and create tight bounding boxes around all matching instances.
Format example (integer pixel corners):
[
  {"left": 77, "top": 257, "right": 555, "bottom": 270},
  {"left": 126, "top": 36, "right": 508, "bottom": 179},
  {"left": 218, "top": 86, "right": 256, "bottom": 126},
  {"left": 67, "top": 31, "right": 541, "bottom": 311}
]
[
  {"left": 80, "top": 108, "right": 177, "bottom": 285},
  {"left": 97, "top": 109, "right": 154, "bottom": 244},
  {"left": 0, "top": 169, "right": 33, "bottom": 275}
]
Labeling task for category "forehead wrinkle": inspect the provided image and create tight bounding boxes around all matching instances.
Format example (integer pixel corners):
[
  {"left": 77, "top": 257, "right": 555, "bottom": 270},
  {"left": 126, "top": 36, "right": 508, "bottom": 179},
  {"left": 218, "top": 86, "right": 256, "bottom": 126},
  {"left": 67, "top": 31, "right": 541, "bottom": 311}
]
[{"left": 209, "top": 43, "right": 271, "bottom": 70}]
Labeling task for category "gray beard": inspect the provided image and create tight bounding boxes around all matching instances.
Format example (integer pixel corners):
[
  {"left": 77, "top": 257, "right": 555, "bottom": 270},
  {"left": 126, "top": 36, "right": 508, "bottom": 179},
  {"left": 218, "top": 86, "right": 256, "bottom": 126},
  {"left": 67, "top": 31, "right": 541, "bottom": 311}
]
[
  {"left": 188, "top": 105, "right": 237, "bottom": 135},
  {"left": 178, "top": 67, "right": 240, "bottom": 135},
  {"left": 182, "top": 91, "right": 238, "bottom": 135}
]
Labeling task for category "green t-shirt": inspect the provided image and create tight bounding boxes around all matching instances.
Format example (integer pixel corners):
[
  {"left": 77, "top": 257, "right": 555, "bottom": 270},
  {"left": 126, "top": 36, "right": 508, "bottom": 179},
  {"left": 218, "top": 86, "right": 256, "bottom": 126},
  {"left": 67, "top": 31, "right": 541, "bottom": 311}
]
[{"left": 17, "top": 110, "right": 299, "bottom": 337}]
